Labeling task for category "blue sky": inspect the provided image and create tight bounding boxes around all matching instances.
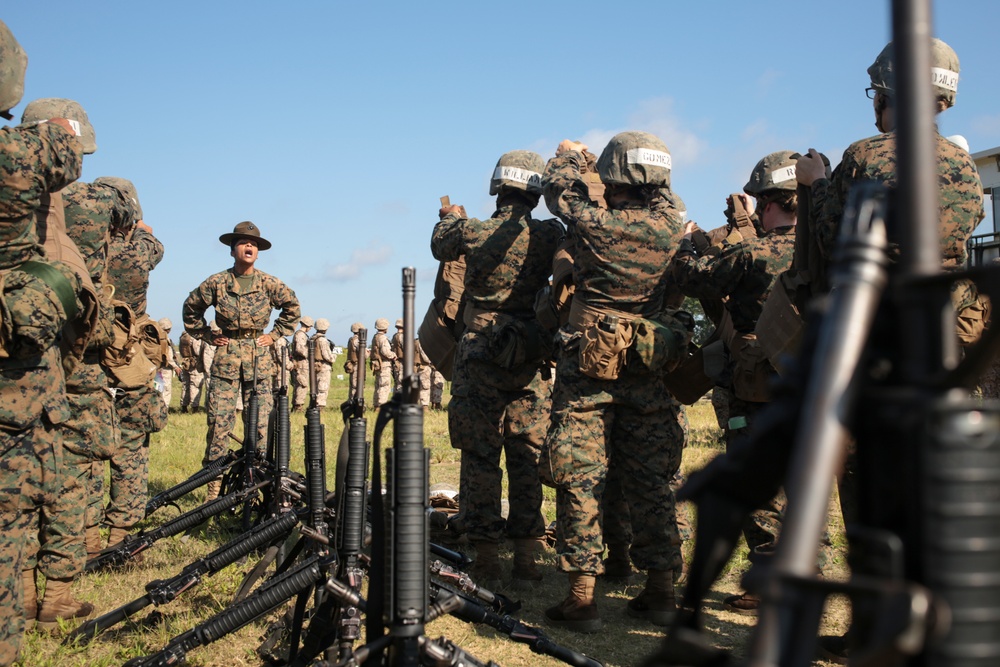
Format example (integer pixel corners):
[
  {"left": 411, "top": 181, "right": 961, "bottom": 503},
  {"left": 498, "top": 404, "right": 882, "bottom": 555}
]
[{"left": 5, "top": 1, "right": 999, "bottom": 343}]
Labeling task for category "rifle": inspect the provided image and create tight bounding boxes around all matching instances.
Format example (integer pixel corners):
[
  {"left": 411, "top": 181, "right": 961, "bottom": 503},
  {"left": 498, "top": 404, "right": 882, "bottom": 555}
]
[
  {"left": 66, "top": 509, "right": 300, "bottom": 646},
  {"left": 144, "top": 449, "right": 240, "bottom": 517},
  {"left": 242, "top": 352, "right": 262, "bottom": 531},
  {"left": 86, "top": 481, "right": 270, "bottom": 572}
]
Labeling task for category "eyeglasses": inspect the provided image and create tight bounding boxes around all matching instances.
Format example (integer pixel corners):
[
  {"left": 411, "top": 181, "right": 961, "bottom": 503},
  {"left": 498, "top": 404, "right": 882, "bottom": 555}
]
[{"left": 865, "top": 87, "right": 878, "bottom": 99}]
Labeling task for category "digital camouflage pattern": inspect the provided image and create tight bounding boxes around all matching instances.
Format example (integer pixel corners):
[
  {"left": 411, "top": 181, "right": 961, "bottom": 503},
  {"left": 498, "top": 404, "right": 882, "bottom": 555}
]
[
  {"left": 311, "top": 332, "right": 334, "bottom": 408},
  {"left": 107, "top": 225, "right": 163, "bottom": 318},
  {"left": 544, "top": 150, "right": 683, "bottom": 314},
  {"left": 0, "top": 120, "right": 82, "bottom": 665},
  {"left": 20, "top": 98, "right": 97, "bottom": 155},
  {"left": 811, "top": 132, "right": 982, "bottom": 269},
  {"left": 183, "top": 267, "right": 299, "bottom": 463},
  {"left": 431, "top": 187, "right": 562, "bottom": 548},
  {"left": 596, "top": 131, "right": 672, "bottom": 187},
  {"left": 61, "top": 181, "right": 134, "bottom": 281},
  {"left": 291, "top": 324, "right": 310, "bottom": 409},
  {"left": 541, "top": 148, "right": 687, "bottom": 576},
  {"left": 432, "top": 201, "right": 563, "bottom": 314},
  {"left": 179, "top": 331, "right": 206, "bottom": 411},
  {"left": 0, "top": 19, "right": 27, "bottom": 115},
  {"left": 672, "top": 226, "right": 796, "bottom": 333},
  {"left": 369, "top": 330, "right": 395, "bottom": 409}
]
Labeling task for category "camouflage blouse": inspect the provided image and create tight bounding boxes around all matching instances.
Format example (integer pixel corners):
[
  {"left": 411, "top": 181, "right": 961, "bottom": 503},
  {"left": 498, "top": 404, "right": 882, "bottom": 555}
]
[
  {"left": 543, "top": 150, "right": 684, "bottom": 316},
  {"left": 183, "top": 268, "right": 300, "bottom": 381}
]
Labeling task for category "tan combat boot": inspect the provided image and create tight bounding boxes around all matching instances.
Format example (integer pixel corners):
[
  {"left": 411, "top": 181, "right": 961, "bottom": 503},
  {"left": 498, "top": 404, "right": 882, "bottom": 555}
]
[
  {"left": 22, "top": 569, "right": 37, "bottom": 631},
  {"left": 85, "top": 525, "right": 103, "bottom": 557},
  {"left": 205, "top": 479, "right": 222, "bottom": 502},
  {"left": 468, "top": 540, "right": 503, "bottom": 587},
  {"left": 601, "top": 541, "right": 635, "bottom": 585},
  {"left": 37, "top": 578, "right": 95, "bottom": 631},
  {"left": 544, "top": 572, "right": 602, "bottom": 633},
  {"left": 627, "top": 569, "right": 677, "bottom": 626},
  {"left": 509, "top": 538, "right": 544, "bottom": 590}
]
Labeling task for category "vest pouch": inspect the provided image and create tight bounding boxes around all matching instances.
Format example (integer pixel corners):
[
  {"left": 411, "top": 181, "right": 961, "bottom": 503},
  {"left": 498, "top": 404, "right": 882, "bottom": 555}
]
[
  {"left": 578, "top": 315, "right": 631, "bottom": 381},
  {"left": 731, "top": 334, "right": 773, "bottom": 402}
]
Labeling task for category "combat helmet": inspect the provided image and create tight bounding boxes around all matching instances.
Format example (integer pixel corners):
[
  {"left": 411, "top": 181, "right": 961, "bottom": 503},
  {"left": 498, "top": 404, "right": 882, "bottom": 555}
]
[
  {"left": 375, "top": 318, "right": 389, "bottom": 332},
  {"left": 351, "top": 322, "right": 363, "bottom": 334},
  {"left": 300, "top": 316, "right": 314, "bottom": 328},
  {"left": 21, "top": 98, "right": 97, "bottom": 153},
  {"left": 743, "top": 151, "right": 798, "bottom": 196},
  {"left": 94, "top": 176, "right": 143, "bottom": 223},
  {"left": 158, "top": 317, "right": 172, "bottom": 332},
  {"left": 395, "top": 318, "right": 403, "bottom": 329},
  {"left": 315, "top": 318, "right": 329, "bottom": 333},
  {"left": 0, "top": 20, "right": 27, "bottom": 119},
  {"left": 867, "top": 37, "right": 960, "bottom": 108},
  {"left": 489, "top": 150, "right": 545, "bottom": 196},
  {"left": 597, "top": 131, "right": 672, "bottom": 187}
]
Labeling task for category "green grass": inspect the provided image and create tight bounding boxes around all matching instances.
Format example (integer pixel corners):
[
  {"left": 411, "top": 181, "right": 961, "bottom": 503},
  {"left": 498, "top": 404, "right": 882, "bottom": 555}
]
[{"left": 16, "top": 378, "right": 849, "bottom": 666}]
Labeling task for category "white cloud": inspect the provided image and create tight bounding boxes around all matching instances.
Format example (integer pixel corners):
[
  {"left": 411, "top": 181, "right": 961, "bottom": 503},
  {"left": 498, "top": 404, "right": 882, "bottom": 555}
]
[
  {"left": 299, "top": 240, "right": 393, "bottom": 283},
  {"left": 572, "top": 97, "right": 707, "bottom": 167}
]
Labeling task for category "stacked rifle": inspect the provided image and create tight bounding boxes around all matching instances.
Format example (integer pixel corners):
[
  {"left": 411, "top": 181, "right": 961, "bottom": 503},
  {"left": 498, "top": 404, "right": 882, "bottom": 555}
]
[{"left": 69, "top": 273, "right": 604, "bottom": 667}]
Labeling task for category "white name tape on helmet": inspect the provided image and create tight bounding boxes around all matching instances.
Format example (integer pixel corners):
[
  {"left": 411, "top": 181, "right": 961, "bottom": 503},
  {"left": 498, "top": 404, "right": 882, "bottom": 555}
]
[
  {"left": 494, "top": 166, "right": 542, "bottom": 190},
  {"left": 770, "top": 165, "right": 796, "bottom": 184},
  {"left": 67, "top": 119, "right": 82, "bottom": 136},
  {"left": 626, "top": 148, "right": 672, "bottom": 170},
  {"left": 931, "top": 67, "right": 959, "bottom": 93}
]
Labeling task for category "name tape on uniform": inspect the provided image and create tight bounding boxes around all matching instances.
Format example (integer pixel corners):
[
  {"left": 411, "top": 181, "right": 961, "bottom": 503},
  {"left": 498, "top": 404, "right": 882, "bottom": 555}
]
[
  {"left": 931, "top": 67, "right": 958, "bottom": 93},
  {"left": 494, "top": 166, "right": 542, "bottom": 190},
  {"left": 626, "top": 148, "right": 672, "bottom": 171},
  {"left": 769, "top": 165, "right": 796, "bottom": 184}
]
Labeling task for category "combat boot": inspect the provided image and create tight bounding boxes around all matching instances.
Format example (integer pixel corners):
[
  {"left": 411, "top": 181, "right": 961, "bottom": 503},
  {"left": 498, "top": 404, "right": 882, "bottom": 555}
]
[
  {"left": 22, "top": 569, "right": 37, "bottom": 631},
  {"left": 544, "top": 572, "right": 602, "bottom": 633},
  {"left": 85, "top": 525, "right": 103, "bottom": 558},
  {"left": 509, "top": 538, "right": 544, "bottom": 590},
  {"left": 601, "top": 541, "right": 635, "bottom": 585},
  {"left": 627, "top": 569, "right": 677, "bottom": 626},
  {"left": 37, "top": 578, "right": 95, "bottom": 631},
  {"left": 468, "top": 540, "right": 503, "bottom": 587},
  {"left": 205, "top": 479, "right": 222, "bottom": 502}
]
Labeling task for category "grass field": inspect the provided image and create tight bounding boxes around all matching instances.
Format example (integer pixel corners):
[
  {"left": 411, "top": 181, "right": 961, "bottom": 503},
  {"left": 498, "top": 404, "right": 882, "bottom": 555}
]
[{"left": 17, "top": 374, "right": 850, "bottom": 667}]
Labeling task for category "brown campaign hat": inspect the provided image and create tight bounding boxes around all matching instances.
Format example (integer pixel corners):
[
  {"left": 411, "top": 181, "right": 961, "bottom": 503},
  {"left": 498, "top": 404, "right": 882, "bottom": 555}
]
[{"left": 219, "top": 221, "right": 271, "bottom": 250}]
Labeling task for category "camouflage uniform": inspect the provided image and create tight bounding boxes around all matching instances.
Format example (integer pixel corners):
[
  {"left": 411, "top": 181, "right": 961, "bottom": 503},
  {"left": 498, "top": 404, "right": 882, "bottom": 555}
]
[
  {"left": 431, "top": 183, "right": 562, "bottom": 551},
  {"left": 391, "top": 321, "right": 404, "bottom": 392},
  {"left": 370, "top": 322, "right": 396, "bottom": 410},
  {"left": 105, "top": 222, "right": 166, "bottom": 531},
  {"left": 290, "top": 319, "right": 312, "bottom": 410},
  {"left": 311, "top": 323, "right": 334, "bottom": 408},
  {"left": 344, "top": 325, "right": 366, "bottom": 402},
  {"left": 672, "top": 211, "right": 797, "bottom": 566},
  {"left": 0, "top": 115, "right": 83, "bottom": 662},
  {"left": 270, "top": 335, "right": 293, "bottom": 391},
  {"left": 179, "top": 331, "right": 206, "bottom": 412},
  {"left": 430, "top": 366, "right": 445, "bottom": 409},
  {"left": 415, "top": 339, "right": 432, "bottom": 406},
  {"left": 158, "top": 320, "right": 180, "bottom": 409},
  {"left": 541, "top": 148, "right": 687, "bottom": 578},
  {"left": 183, "top": 267, "right": 300, "bottom": 465}
]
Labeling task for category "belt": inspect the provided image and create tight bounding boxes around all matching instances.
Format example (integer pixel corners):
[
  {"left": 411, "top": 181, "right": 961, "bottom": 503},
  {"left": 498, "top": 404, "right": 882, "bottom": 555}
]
[{"left": 223, "top": 328, "right": 263, "bottom": 340}]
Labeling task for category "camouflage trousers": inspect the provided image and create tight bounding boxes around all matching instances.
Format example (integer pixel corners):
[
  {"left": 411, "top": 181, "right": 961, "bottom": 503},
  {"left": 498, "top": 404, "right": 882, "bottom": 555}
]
[
  {"left": 0, "top": 418, "right": 60, "bottom": 666},
  {"left": 347, "top": 368, "right": 361, "bottom": 401},
  {"left": 372, "top": 367, "right": 393, "bottom": 410},
  {"left": 315, "top": 364, "right": 332, "bottom": 408},
  {"left": 431, "top": 370, "right": 445, "bottom": 406},
  {"left": 543, "top": 345, "right": 686, "bottom": 575},
  {"left": 109, "top": 384, "right": 167, "bottom": 529},
  {"left": 205, "top": 375, "right": 273, "bottom": 465},
  {"left": 159, "top": 368, "right": 175, "bottom": 409},
  {"left": 727, "top": 395, "right": 831, "bottom": 570},
  {"left": 449, "top": 331, "right": 551, "bottom": 542},
  {"left": 291, "top": 360, "right": 309, "bottom": 409},
  {"left": 602, "top": 435, "right": 694, "bottom": 552},
  {"left": 417, "top": 365, "right": 432, "bottom": 406},
  {"left": 182, "top": 369, "right": 206, "bottom": 410}
]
